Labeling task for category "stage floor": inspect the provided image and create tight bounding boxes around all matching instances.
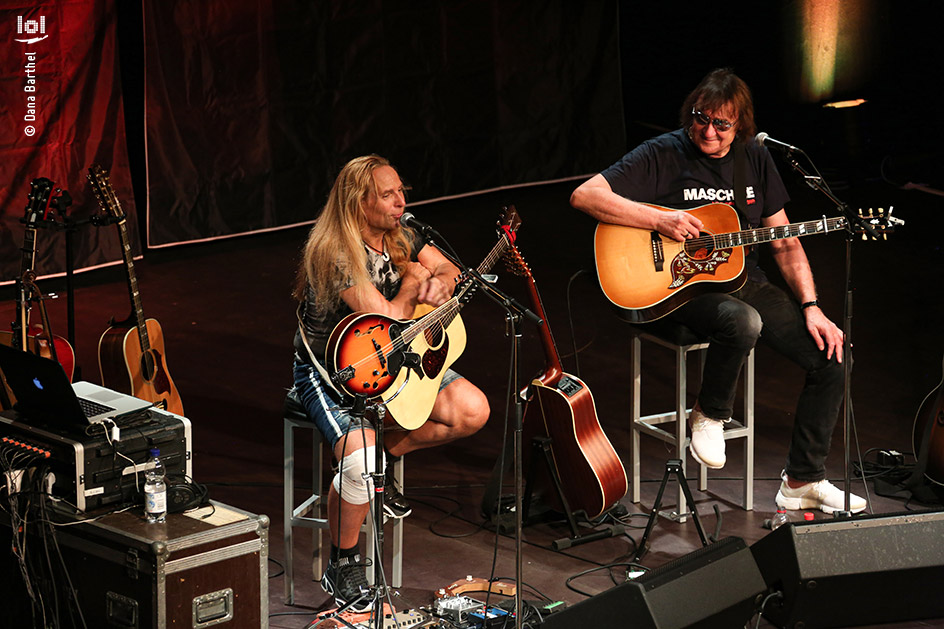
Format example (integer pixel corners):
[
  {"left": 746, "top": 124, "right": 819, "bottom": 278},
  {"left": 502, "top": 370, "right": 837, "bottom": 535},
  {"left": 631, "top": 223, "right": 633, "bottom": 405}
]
[{"left": 7, "top": 179, "right": 944, "bottom": 628}]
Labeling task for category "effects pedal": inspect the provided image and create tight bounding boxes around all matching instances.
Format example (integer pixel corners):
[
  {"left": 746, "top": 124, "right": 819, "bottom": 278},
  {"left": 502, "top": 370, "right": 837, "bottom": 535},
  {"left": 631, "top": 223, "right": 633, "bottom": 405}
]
[{"left": 351, "top": 608, "right": 435, "bottom": 628}]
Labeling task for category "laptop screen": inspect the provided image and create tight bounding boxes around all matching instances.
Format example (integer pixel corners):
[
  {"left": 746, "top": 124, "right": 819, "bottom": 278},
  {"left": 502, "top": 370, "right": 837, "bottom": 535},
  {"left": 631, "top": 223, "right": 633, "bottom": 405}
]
[{"left": 0, "top": 343, "right": 93, "bottom": 432}]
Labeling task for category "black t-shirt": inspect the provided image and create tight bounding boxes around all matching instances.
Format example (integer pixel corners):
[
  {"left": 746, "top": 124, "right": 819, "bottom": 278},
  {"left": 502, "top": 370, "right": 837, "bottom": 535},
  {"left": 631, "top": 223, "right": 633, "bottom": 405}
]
[
  {"left": 600, "top": 128, "right": 790, "bottom": 279},
  {"left": 294, "top": 230, "right": 425, "bottom": 364}
]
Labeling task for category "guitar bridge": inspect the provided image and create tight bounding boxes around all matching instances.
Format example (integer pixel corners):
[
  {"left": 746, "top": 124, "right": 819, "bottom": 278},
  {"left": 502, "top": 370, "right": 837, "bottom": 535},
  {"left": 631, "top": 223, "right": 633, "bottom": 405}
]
[{"left": 650, "top": 231, "right": 664, "bottom": 272}]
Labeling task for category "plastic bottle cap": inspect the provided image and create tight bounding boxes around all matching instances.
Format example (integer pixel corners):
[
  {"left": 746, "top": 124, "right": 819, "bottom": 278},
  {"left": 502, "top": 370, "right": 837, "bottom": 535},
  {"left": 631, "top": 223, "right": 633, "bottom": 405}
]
[{"left": 804, "top": 512, "right": 815, "bottom": 521}]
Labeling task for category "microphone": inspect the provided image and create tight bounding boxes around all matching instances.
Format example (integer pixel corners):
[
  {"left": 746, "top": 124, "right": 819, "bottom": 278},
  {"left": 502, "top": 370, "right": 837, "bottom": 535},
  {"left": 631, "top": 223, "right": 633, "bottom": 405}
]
[
  {"left": 399, "top": 212, "right": 438, "bottom": 239},
  {"left": 755, "top": 132, "right": 800, "bottom": 154}
]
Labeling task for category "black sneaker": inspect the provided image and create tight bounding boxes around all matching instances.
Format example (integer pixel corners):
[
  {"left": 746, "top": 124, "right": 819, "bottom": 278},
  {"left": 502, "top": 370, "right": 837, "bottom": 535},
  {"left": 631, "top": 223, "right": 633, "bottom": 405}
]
[
  {"left": 382, "top": 462, "right": 412, "bottom": 519},
  {"left": 321, "top": 555, "right": 372, "bottom": 612},
  {"left": 383, "top": 481, "right": 412, "bottom": 519}
]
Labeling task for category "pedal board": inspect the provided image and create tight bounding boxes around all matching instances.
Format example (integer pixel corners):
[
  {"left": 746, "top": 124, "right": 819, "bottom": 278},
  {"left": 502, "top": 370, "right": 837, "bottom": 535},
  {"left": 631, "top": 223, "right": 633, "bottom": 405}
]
[
  {"left": 432, "top": 595, "right": 510, "bottom": 628},
  {"left": 353, "top": 609, "right": 436, "bottom": 628}
]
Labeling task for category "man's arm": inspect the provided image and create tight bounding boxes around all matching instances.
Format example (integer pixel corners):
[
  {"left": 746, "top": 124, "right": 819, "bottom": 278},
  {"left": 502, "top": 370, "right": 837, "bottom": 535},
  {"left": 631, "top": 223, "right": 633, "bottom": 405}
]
[
  {"left": 416, "top": 243, "right": 459, "bottom": 306},
  {"left": 339, "top": 243, "right": 458, "bottom": 319},
  {"left": 765, "top": 209, "right": 844, "bottom": 362},
  {"left": 570, "top": 174, "right": 704, "bottom": 241}
]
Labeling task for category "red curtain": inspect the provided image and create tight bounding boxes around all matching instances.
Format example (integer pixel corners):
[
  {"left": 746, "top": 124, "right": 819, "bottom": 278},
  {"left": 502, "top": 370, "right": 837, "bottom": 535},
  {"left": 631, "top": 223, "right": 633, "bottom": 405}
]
[{"left": 0, "top": 0, "right": 139, "bottom": 284}]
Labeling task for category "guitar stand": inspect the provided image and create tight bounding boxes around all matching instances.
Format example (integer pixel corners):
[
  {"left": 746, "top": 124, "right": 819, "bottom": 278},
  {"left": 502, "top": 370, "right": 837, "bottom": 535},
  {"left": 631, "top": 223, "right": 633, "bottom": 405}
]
[
  {"left": 633, "top": 459, "right": 709, "bottom": 562},
  {"left": 522, "top": 436, "right": 625, "bottom": 551}
]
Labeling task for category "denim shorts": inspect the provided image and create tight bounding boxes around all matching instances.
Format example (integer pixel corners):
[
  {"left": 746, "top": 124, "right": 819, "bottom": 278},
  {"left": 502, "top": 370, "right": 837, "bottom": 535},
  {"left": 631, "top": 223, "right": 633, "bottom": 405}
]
[{"left": 291, "top": 354, "right": 463, "bottom": 450}]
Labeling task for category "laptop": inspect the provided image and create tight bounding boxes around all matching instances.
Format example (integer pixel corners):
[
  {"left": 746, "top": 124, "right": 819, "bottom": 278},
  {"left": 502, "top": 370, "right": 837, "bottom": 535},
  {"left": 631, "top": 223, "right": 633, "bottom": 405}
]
[{"left": 0, "top": 343, "right": 153, "bottom": 432}]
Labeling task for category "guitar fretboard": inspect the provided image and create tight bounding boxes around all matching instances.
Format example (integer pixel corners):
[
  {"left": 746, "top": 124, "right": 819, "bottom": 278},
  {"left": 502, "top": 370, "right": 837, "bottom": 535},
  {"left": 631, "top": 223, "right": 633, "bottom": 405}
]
[{"left": 708, "top": 216, "right": 847, "bottom": 249}]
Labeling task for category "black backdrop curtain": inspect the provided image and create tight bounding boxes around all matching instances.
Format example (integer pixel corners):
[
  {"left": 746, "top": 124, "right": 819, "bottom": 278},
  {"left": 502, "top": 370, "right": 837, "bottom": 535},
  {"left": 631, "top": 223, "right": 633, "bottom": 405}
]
[{"left": 143, "top": 0, "right": 625, "bottom": 247}]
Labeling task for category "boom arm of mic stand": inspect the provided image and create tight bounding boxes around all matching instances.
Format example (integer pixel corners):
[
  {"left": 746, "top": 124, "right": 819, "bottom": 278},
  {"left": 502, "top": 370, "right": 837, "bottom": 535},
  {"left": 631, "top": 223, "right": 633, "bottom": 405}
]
[
  {"left": 466, "top": 269, "right": 543, "bottom": 327},
  {"left": 785, "top": 156, "right": 883, "bottom": 240},
  {"left": 413, "top": 228, "right": 467, "bottom": 274}
]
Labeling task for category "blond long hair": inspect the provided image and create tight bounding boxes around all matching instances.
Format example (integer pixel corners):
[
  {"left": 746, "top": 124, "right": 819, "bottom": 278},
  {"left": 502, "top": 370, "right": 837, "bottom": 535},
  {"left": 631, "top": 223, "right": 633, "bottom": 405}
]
[{"left": 294, "top": 155, "right": 413, "bottom": 305}]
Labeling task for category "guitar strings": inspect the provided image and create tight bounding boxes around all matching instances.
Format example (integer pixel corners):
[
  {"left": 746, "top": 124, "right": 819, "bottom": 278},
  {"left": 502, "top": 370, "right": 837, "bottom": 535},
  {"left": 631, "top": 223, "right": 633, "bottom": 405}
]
[{"left": 686, "top": 217, "right": 846, "bottom": 250}]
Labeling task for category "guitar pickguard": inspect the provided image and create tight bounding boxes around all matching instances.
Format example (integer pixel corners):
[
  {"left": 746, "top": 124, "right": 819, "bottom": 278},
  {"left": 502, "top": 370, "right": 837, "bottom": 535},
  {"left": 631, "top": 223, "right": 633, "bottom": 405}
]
[
  {"left": 668, "top": 249, "right": 732, "bottom": 288},
  {"left": 420, "top": 339, "right": 449, "bottom": 379}
]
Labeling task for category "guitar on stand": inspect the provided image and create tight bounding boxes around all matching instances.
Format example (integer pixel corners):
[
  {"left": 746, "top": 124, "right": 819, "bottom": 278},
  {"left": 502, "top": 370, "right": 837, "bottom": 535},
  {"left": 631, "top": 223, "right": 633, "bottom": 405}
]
[
  {"left": 87, "top": 165, "right": 183, "bottom": 416},
  {"left": 326, "top": 207, "right": 521, "bottom": 429},
  {"left": 1, "top": 178, "right": 76, "bottom": 408},
  {"left": 502, "top": 242, "right": 627, "bottom": 548}
]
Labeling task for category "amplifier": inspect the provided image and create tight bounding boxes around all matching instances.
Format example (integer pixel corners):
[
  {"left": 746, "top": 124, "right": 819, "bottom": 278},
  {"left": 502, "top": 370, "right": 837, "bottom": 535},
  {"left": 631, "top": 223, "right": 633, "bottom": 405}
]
[{"left": 1, "top": 407, "right": 191, "bottom": 512}]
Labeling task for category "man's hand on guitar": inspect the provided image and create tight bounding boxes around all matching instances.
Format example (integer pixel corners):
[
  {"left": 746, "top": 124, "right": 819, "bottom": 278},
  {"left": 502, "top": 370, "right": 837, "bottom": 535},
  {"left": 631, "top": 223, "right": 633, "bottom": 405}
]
[
  {"left": 804, "top": 307, "right": 844, "bottom": 363},
  {"left": 655, "top": 208, "right": 704, "bottom": 241}
]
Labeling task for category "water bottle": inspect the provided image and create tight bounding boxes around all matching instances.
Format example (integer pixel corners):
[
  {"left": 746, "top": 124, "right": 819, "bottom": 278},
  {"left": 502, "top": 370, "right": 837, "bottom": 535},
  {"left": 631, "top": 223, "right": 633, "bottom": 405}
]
[
  {"left": 144, "top": 448, "right": 167, "bottom": 523},
  {"left": 770, "top": 508, "right": 789, "bottom": 530}
]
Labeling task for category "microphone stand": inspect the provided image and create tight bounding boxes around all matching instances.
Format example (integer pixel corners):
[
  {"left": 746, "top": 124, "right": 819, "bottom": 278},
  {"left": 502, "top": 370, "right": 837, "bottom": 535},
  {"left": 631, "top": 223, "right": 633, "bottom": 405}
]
[
  {"left": 781, "top": 150, "right": 882, "bottom": 516},
  {"left": 413, "top": 227, "right": 540, "bottom": 629}
]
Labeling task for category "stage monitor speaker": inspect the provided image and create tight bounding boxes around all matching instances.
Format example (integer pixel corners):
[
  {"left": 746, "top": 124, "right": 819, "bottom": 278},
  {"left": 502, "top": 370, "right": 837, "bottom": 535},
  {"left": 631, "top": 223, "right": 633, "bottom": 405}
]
[
  {"left": 750, "top": 510, "right": 944, "bottom": 628},
  {"left": 541, "top": 536, "right": 765, "bottom": 628}
]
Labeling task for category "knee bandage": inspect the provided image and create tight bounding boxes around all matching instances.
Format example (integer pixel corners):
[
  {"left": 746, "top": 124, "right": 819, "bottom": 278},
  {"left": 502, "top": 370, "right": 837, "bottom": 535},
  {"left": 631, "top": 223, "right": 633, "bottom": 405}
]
[{"left": 332, "top": 446, "right": 385, "bottom": 505}]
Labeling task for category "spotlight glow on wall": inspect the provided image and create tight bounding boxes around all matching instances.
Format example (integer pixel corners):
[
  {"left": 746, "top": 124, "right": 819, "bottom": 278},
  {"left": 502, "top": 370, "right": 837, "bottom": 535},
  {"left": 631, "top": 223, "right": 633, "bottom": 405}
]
[{"left": 797, "top": 0, "right": 874, "bottom": 104}]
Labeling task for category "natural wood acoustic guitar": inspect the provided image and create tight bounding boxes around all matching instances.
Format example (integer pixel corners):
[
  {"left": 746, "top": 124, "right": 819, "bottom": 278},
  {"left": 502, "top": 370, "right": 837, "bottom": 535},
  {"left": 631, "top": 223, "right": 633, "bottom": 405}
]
[
  {"left": 594, "top": 202, "right": 856, "bottom": 322},
  {"left": 87, "top": 165, "right": 183, "bottom": 415}
]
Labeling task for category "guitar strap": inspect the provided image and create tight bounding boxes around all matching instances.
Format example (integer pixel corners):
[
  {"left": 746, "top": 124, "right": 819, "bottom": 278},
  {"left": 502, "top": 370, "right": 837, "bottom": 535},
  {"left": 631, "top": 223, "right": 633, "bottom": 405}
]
[
  {"left": 296, "top": 305, "right": 345, "bottom": 399},
  {"left": 733, "top": 142, "right": 748, "bottom": 218}
]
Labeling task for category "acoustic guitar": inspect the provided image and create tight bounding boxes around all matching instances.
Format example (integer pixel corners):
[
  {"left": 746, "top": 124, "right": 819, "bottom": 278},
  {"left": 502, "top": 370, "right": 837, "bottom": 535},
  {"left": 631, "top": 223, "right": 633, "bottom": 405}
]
[
  {"left": 87, "top": 165, "right": 183, "bottom": 415},
  {"left": 327, "top": 207, "right": 521, "bottom": 430},
  {"left": 504, "top": 243, "right": 627, "bottom": 519},
  {"left": 913, "top": 354, "right": 944, "bottom": 486},
  {"left": 1, "top": 177, "right": 75, "bottom": 377},
  {"left": 593, "top": 202, "right": 895, "bottom": 323}
]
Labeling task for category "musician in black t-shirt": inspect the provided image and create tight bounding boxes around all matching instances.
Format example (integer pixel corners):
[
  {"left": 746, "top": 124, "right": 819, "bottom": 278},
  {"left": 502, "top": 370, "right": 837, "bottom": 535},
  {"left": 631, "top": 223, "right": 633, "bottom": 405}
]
[{"left": 571, "top": 68, "right": 865, "bottom": 514}]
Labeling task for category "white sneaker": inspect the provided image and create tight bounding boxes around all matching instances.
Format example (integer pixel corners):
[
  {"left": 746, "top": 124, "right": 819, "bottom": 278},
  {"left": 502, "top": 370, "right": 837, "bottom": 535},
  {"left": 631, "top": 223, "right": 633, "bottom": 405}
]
[
  {"left": 689, "top": 410, "right": 726, "bottom": 469},
  {"left": 775, "top": 472, "right": 867, "bottom": 514}
]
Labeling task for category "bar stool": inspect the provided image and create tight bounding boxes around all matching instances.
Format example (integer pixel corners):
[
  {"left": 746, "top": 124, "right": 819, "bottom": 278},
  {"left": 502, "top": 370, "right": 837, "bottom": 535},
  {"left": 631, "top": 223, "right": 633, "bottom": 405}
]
[
  {"left": 628, "top": 321, "right": 755, "bottom": 520},
  {"left": 283, "top": 390, "right": 403, "bottom": 604}
]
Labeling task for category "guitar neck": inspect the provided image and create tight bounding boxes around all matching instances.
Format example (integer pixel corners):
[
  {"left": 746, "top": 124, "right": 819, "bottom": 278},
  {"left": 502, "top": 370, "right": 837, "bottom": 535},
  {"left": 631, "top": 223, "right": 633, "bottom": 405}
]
[
  {"left": 713, "top": 216, "right": 847, "bottom": 248},
  {"left": 523, "top": 273, "right": 563, "bottom": 384},
  {"left": 115, "top": 217, "right": 151, "bottom": 352},
  {"left": 20, "top": 227, "right": 37, "bottom": 278}
]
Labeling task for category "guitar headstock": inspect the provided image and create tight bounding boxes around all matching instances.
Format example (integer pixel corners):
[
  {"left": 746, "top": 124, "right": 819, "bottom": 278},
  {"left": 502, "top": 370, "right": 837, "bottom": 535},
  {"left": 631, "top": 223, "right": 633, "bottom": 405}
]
[
  {"left": 497, "top": 205, "right": 522, "bottom": 244},
  {"left": 87, "top": 164, "right": 126, "bottom": 221},
  {"left": 854, "top": 206, "right": 903, "bottom": 240},
  {"left": 501, "top": 239, "right": 533, "bottom": 282},
  {"left": 24, "top": 177, "right": 55, "bottom": 227}
]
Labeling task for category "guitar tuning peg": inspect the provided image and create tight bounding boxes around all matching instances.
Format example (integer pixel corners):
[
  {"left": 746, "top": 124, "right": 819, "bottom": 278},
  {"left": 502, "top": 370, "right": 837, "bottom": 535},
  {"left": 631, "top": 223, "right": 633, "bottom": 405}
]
[{"left": 878, "top": 207, "right": 885, "bottom": 215}]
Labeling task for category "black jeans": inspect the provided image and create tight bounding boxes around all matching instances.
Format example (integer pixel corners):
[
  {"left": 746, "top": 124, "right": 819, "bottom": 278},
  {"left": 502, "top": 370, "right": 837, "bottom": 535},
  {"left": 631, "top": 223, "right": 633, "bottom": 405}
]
[{"left": 665, "top": 279, "right": 845, "bottom": 482}]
